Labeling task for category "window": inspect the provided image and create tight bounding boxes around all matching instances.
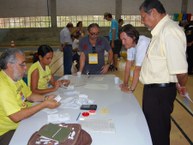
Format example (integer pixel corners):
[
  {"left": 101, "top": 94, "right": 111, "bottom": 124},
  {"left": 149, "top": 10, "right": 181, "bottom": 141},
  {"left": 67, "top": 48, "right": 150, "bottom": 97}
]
[{"left": 0, "top": 15, "right": 146, "bottom": 29}]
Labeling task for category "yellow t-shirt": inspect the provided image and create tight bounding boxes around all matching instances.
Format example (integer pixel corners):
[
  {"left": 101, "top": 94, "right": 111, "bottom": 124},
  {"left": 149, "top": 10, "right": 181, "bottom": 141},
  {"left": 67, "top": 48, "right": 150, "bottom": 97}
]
[
  {"left": 0, "top": 71, "right": 32, "bottom": 135},
  {"left": 28, "top": 61, "right": 51, "bottom": 89}
]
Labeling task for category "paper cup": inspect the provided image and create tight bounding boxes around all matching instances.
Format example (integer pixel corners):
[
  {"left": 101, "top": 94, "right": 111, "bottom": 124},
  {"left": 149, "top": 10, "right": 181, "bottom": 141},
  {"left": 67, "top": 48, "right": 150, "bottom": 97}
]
[
  {"left": 114, "top": 77, "right": 119, "bottom": 85},
  {"left": 77, "top": 71, "right": 81, "bottom": 77}
]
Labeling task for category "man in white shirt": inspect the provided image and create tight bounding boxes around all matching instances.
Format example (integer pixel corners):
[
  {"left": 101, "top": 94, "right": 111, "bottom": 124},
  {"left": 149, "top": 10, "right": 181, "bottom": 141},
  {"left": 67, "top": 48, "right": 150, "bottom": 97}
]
[
  {"left": 119, "top": 24, "right": 150, "bottom": 92},
  {"left": 60, "top": 23, "right": 74, "bottom": 74}
]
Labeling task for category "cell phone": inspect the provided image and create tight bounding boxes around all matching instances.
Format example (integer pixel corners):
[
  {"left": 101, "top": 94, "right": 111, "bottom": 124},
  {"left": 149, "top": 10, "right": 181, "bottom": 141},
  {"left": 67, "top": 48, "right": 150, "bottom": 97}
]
[{"left": 80, "top": 104, "right": 97, "bottom": 110}]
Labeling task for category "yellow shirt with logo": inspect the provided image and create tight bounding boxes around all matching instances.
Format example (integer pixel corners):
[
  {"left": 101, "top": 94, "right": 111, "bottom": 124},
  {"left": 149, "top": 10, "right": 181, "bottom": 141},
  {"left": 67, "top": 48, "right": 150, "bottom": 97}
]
[
  {"left": 0, "top": 71, "right": 32, "bottom": 136},
  {"left": 28, "top": 61, "right": 51, "bottom": 89}
]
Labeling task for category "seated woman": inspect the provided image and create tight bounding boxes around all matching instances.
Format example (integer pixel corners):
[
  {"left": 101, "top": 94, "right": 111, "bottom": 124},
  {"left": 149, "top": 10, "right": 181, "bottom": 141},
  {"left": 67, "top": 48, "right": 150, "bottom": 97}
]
[{"left": 28, "top": 45, "right": 70, "bottom": 95}]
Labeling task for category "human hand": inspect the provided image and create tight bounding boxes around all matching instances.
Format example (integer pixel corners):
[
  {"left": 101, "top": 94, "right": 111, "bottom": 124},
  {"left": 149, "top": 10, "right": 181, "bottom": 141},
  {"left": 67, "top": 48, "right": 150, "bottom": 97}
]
[
  {"left": 44, "top": 94, "right": 56, "bottom": 100},
  {"left": 53, "top": 81, "right": 60, "bottom": 90},
  {"left": 111, "top": 42, "right": 114, "bottom": 48},
  {"left": 44, "top": 98, "right": 60, "bottom": 109},
  {"left": 60, "top": 45, "right": 64, "bottom": 52},
  {"left": 119, "top": 83, "right": 128, "bottom": 89},
  {"left": 100, "top": 65, "right": 109, "bottom": 74},
  {"left": 119, "top": 83, "right": 133, "bottom": 93},
  {"left": 176, "top": 83, "right": 187, "bottom": 96},
  {"left": 59, "top": 79, "right": 70, "bottom": 87}
]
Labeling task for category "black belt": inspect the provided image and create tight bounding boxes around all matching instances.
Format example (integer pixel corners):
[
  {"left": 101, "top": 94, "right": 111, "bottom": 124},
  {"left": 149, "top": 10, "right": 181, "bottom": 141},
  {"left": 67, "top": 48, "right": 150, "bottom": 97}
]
[
  {"left": 66, "top": 44, "right": 72, "bottom": 46},
  {"left": 145, "top": 83, "right": 176, "bottom": 88}
]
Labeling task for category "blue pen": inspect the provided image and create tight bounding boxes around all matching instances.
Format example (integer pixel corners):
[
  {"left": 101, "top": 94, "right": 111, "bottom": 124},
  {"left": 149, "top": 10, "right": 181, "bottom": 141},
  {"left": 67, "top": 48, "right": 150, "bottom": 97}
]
[{"left": 76, "top": 112, "right": 81, "bottom": 121}]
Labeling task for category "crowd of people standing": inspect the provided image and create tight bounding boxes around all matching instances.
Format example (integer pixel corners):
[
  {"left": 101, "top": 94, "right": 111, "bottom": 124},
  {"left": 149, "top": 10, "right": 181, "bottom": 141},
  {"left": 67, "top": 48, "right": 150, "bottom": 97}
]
[{"left": 0, "top": 0, "right": 191, "bottom": 145}]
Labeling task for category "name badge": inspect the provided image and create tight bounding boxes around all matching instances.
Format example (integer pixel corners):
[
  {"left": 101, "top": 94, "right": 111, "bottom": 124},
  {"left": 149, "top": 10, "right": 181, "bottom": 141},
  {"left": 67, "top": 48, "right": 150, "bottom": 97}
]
[{"left": 88, "top": 53, "right": 98, "bottom": 64}]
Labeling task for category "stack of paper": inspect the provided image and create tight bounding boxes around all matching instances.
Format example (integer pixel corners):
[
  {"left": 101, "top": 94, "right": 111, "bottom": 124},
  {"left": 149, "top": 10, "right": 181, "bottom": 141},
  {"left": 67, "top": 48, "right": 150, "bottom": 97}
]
[{"left": 80, "top": 119, "right": 115, "bottom": 133}]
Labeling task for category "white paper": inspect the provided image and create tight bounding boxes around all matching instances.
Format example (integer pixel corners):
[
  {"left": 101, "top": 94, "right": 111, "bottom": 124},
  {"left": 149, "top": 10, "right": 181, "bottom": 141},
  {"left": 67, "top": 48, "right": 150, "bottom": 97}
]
[
  {"left": 43, "top": 109, "right": 58, "bottom": 114},
  {"left": 184, "top": 93, "right": 193, "bottom": 103},
  {"left": 47, "top": 113, "right": 70, "bottom": 123},
  {"left": 93, "top": 76, "right": 104, "bottom": 81},
  {"left": 84, "top": 83, "right": 108, "bottom": 90},
  {"left": 54, "top": 95, "right": 61, "bottom": 102},
  {"left": 60, "top": 97, "right": 94, "bottom": 109},
  {"left": 80, "top": 119, "right": 115, "bottom": 133}
]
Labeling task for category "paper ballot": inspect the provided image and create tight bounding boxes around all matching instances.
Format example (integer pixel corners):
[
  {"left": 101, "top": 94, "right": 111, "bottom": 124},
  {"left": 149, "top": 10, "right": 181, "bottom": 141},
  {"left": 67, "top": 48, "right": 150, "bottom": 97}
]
[
  {"left": 184, "top": 93, "right": 193, "bottom": 103},
  {"left": 54, "top": 95, "right": 62, "bottom": 102}
]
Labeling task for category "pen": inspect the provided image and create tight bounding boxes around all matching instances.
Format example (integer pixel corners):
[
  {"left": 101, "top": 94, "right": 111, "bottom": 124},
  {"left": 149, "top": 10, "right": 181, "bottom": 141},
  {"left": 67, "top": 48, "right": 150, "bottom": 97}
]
[
  {"left": 52, "top": 128, "right": 62, "bottom": 138},
  {"left": 76, "top": 112, "right": 81, "bottom": 121}
]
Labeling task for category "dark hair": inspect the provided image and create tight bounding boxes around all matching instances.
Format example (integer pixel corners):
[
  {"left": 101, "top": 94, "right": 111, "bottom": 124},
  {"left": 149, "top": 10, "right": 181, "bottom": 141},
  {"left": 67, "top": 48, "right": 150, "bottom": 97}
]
[
  {"left": 0, "top": 48, "right": 23, "bottom": 70},
  {"left": 120, "top": 24, "right": 139, "bottom": 44},
  {"left": 104, "top": 12, "right": 112, "bottom": 19},
  {"left": 118, "top": 19, "right": 123, "bottom": 24},
  {"left": 139, "top": 0, "right": 166, "bottom": 14},
  {"left": 66, "top": 22, "right": 74, "bottom": 28},
  {"left": 76, "top": 21, "right": 82, "bottom": 27},
  {"left": 87, "top": 23, "right": 100, "bottom": 32},
  {"left": 33, "top": 45, "right": 53, "bottom": 63}
]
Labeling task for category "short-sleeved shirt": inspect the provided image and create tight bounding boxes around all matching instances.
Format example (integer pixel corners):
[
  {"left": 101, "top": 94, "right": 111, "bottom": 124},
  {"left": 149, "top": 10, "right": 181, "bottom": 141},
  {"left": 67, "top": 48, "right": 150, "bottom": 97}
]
[
  {"left": 28, "top": 61, "right": 52, "bottom": 89},
  {"left": 0, "top": 71, "right": 32, "bottom": 135},
  {"left": 127, "top": 35, "right": 150, "bottom": 66},
  {"left": 72, "top": 38, "right": 79, "bottom": 50},
  {"left": 60, "top": 27, "right": 73, "bottom": 45},
  {"left": 127, "top": 47, "right": 136, "bottom": 61},
  {"left": 79, "top": 35, "right": 111, "bottom": 74},
  {"left": 109, "top": 19, "right": 119, "bottom": 41},
  {"left": 140, "top": 15, "right": 188, "bottom": 84}
]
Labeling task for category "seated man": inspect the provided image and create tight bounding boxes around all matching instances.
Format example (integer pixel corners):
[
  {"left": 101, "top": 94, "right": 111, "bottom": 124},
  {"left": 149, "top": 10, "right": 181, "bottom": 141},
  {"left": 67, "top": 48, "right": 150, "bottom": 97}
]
[
  {"left": 0, "top": 49, "right": 60, "bottom": 145},
  {"left": 79, "top": 23, "right": 113, "bottom": 74}
]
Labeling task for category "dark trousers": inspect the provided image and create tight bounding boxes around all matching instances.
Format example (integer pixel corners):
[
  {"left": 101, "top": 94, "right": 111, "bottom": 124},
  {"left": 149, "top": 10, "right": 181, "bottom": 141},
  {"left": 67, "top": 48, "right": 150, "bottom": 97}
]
[
  {"left": 0, "top": 130, "right": 15, "bottom": 145},
  {"left": 142, "top": 85, "right": 176, "bottom": 145},
  {"left": 187, "top": 46, "right": 193, "bottom": 74},
  {"left": 63, "top": 45, "right": 73, "bottom": 75}
]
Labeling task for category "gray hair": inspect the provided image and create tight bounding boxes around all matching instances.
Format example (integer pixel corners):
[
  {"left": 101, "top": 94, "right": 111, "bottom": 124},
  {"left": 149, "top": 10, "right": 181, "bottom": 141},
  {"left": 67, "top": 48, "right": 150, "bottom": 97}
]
[
  {"left": 139, "top": 0, "right": 166, "bottom": 14},
  {"left": 0, "top": 48, "right": 24, "bottom": 70}
]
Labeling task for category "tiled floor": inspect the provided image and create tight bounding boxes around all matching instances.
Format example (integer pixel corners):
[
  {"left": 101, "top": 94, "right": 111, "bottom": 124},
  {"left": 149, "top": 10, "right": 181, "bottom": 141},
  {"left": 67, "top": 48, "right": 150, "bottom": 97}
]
[{"left": 26, "top": 50, "right": 193, "bottom": 145}]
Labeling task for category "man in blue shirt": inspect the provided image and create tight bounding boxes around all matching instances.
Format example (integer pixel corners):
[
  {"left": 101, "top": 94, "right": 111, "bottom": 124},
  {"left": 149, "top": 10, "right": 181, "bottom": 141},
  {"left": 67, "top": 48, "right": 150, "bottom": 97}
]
[{"left": 104, "top": 12, "right": 121, "bottom": 71}]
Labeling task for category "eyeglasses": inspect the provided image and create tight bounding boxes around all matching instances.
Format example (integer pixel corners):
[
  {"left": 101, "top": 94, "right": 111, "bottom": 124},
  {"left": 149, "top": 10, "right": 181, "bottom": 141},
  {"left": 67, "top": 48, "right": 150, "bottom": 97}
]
[
  {"left": 18, "top": 62, "right": 26, "bottom": 67},
  {"left": 89, "top": 32, "right": 99, "bottom": 36}
]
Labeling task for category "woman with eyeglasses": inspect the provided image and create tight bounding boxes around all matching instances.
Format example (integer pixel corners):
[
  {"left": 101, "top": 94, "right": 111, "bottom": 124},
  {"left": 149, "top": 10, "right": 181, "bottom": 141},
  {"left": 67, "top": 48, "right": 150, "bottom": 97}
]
[{"left": 28, "top": 45, "right": 70, "bottom": 95}]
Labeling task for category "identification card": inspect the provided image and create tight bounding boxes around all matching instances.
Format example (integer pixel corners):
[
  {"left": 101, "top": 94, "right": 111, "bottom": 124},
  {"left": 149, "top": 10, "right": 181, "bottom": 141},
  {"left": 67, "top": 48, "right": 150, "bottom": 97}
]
[{"left": 88, "top": 53, "right": 98, "bottom": 64}]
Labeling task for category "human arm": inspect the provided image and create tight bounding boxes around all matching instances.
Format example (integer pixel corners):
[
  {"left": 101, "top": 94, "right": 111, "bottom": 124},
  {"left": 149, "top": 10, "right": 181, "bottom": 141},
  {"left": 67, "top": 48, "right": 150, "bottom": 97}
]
[
  {"left": 30, "top": 69, "right": 59, "bottom": 95},
  {"left": 164, "top": 26, "right": 188, "bottom": 96},
  {"left": 176, "top": 73, "right": 188, "bottom": 96},
  {"left": 8, "top": 98, "right": 60, "bottom": 123},
  {"left": 79, "top": 52, "right": 85, "bottom": 73},
  {"left": 101, "top": 49, "right": 113, "bottom": 74},
  {"left": 26, "top": 92, "right": 56, "bottom": 102},
  {"left": 120, "top": 60, "right": 132, "bottom": 90},
  {"left": 111, "top": 29, "right": 116, "bottom": 48},
  {"left": 49, "top": 75, "right": 70, "bottom": 87},
  {"left": 129, "top": 66, "right": 141, "bottom": 92}
]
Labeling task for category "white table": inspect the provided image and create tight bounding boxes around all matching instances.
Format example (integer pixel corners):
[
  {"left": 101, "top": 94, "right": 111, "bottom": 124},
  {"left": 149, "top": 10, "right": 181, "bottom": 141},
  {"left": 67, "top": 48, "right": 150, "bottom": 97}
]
[{"left": 9, "top": 75, "right": 152, "bottom": 145}]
